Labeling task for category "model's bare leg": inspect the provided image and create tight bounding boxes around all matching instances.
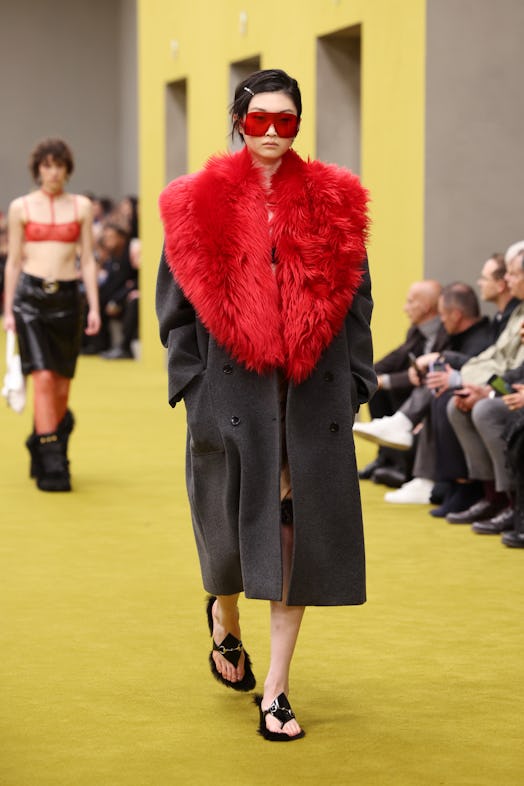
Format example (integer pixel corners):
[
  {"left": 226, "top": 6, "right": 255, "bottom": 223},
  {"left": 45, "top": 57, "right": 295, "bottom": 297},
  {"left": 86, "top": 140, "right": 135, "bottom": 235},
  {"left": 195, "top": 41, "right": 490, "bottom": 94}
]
[
  {"left": 54, "top": 374, "right": 71, "bottom": 424},
  {"left": 33, "top": 370, "right": 63, "bottom": 433},
  {"left": 261, "top": 522, "right": 305, "bottom": 737},
  {"left": 210, "top": 593, "right": 246, "bottom": 684}
]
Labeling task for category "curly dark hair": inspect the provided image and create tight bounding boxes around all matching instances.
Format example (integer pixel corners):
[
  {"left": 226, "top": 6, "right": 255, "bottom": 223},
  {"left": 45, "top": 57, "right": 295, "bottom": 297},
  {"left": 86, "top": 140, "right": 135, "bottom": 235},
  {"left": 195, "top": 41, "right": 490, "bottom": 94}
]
[{"left": 28, "top": 138, "right": 75, "bottom": 182}]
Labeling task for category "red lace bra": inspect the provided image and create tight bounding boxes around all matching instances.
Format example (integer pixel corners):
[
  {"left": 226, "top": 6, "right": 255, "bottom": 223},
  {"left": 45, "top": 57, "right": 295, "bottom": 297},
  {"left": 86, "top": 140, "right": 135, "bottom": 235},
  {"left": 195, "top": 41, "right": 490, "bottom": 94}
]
[{"left": 23, "top": 193, "right": 81, "bottom": 243}]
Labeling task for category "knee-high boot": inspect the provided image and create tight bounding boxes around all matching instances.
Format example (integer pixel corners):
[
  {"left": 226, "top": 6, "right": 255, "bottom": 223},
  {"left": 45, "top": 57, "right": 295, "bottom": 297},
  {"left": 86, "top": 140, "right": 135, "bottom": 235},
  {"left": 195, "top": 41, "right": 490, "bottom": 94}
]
[{"left": 35, "top": 433, "right": 71, "bottom": 492}]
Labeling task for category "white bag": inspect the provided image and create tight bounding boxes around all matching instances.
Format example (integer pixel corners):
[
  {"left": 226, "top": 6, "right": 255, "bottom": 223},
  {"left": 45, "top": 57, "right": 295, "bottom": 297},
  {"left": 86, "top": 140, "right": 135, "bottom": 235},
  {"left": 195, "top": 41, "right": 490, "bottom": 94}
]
[{"left": 2, "top": 330, "right": 26, "bottom": 413}]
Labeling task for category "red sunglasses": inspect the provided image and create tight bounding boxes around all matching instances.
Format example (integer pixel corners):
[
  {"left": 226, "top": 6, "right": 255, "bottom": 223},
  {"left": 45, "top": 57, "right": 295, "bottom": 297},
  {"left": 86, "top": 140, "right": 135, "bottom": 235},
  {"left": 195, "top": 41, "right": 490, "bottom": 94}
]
[{"left": 242, "top": 111, "right": 299, "bottom": 138}]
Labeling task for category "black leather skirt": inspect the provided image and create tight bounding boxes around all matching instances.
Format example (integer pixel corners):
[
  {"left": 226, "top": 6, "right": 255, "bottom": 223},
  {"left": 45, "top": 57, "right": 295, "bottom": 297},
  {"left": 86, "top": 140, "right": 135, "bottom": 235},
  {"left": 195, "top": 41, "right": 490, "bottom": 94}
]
[{"left": 13, "top": 272, "right": 84, "bottom": 378}]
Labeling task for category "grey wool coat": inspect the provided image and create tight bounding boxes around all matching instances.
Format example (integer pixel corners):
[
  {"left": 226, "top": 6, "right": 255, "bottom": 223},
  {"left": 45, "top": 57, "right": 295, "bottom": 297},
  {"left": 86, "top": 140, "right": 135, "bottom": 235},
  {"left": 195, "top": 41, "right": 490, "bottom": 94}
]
[{"left": 156, "top": 147, "right": 377, "bottom": 606}]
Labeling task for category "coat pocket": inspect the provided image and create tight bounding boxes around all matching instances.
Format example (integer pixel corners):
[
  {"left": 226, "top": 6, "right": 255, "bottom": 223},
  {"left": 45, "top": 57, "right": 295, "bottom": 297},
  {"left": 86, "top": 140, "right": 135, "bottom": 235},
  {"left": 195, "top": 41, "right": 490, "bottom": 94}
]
[{"left": 184, "top": 373, "right": 224, "bottom": 455}]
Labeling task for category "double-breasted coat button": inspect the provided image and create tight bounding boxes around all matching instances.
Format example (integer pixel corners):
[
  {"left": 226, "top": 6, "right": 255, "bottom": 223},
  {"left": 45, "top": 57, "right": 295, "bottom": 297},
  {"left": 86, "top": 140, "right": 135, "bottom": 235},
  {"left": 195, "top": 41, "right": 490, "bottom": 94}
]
[
  {"left": 324, "top": 371, "right": 334, "bottom": 382},
  {"left": 231, "top": 416, "right": 241, "bottom": 426},
  {"left": 223, "top": 364, "right": 233, "bottom": 374},
  {"left": 329, "top": 422, "right": 339, "bottom": 432}
]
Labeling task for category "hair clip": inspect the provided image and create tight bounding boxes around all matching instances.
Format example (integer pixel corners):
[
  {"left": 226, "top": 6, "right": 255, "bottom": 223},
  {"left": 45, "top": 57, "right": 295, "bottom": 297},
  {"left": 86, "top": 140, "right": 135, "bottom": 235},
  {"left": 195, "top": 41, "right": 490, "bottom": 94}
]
[{"left": 243, "top": 86, "right": 255, "bottom": 96}]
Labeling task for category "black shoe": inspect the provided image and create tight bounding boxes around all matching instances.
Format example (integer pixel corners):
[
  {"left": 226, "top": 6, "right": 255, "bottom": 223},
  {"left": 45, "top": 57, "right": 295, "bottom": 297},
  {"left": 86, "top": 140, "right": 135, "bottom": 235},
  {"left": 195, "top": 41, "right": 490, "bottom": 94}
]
[
  {"left": 501, "top": 529, "right": 524, "bottom": 548},
  {"left": 372, "top": 467, "right": 407, "bottom": 488},
  {"left": 429, "top": 482, "right": 458, "bottom": 517},
  {"left": 206, "top": 596, "right": 256, "bottom": 692},
  {"left": 358, "top": 458, "right": 381, "bottom": 480},
  {"left": 35, "top": 433, "right": 71, "bottom": 492},
  {"left": 472, "top": 508, "right": 515, "bottom": 534},
  {"left": 57, "top": 409, "right": 75, "bottom": 463},
  {"left": 254, "top": 693, "right": 305, "bottom": 741},
  {"left": 446, "top": 497, "right": 504, "bottom": 524},
  {"left": 25, "top": 431, "right": 40, "bottom": 479},
  {"left": 26, "top": 410, "right": 75, "bottom": 481},
  {"left": 430, "top": 481, "right": 452, "bottom": 505}
]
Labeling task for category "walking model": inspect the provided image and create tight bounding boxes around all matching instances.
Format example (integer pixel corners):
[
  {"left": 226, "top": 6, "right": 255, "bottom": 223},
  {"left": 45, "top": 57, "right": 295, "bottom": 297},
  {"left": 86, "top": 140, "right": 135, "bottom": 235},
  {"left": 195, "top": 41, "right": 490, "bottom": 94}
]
[
  {"left": 156, "top": 69, "right": 376, "bottom": 740},
  {"left": 3, "top": 138, "right": 100, "bottom": 491}
]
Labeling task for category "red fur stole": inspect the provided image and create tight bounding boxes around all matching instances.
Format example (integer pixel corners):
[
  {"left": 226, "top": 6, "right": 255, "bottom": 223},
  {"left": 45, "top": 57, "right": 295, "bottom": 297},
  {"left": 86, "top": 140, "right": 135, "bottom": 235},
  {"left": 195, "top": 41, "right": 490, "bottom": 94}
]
[{"left": 159, "top": 147, "right": 369, "bottom": 383}]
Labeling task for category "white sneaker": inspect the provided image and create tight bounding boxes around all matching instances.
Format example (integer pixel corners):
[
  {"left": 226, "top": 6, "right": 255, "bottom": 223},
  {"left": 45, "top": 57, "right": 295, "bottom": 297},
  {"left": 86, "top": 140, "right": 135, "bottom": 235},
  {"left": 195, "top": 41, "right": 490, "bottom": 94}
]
[
  {"left": 353, "top": 412, "right": 413, "bottom": 450},
  {"left": 384, "top": 477, "right": 434, "bottom": 504}
]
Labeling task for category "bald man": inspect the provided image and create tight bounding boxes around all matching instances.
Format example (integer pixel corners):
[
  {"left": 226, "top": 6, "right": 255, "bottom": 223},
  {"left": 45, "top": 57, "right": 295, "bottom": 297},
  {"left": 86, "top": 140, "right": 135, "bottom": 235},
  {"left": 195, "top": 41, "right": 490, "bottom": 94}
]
[{"left": 359, "top": 279, "right": 448, "bottom": 484}]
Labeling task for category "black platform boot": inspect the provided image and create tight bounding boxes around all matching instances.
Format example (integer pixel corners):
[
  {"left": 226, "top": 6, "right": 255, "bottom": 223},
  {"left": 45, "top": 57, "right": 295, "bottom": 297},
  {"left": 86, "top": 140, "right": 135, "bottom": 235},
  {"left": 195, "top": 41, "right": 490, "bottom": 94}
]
[
  {"left": 35, "top": 433, "right": 71, "bottom": 492},
  {"left": 57, "top": 409, "right": 75, "bottom": 472},
  {"left": 25, "top": 430, "right": 40, "bottom": 479},
  {"left": 25, "top": 410, "right": 75, "bottom": 480}
]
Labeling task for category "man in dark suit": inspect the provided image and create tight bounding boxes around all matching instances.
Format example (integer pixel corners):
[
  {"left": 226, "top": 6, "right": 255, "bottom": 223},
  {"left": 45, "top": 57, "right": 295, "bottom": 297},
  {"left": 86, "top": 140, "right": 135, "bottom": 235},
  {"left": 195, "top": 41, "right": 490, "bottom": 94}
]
[
  {"left": 355, "top": 282, "right": 493, "bottom": 504},
  {"left": 359, "top": 279, "right": 446, "bottom": 485}
]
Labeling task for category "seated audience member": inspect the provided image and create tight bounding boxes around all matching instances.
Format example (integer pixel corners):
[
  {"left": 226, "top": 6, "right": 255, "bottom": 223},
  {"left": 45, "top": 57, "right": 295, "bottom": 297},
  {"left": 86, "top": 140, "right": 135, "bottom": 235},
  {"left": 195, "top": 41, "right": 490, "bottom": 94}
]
[
  {"left": 100, "top": 198, "right": 140, "bottom": 360},
  {"left": 477, "top": 252, "right": 520, "bottom": 341},
  {"left": 354, "top": 282, "right": 492, "bottom": 503},
  {"left": 354, "top": 244, "right": 524, "bottom": 504},
  {"left": 359, "top": 279, "right": 446, "bottom": 487},
  {"left": 86, "top": 194, "right": 114, "bottom": 242},
  {"left": 442, "top": 249, "right": 524, "bottom": 525},
  {"left": 445, "top": 363, "right": 524, "bottom": 532},
  {"left": 81, "top": 221, "right": 137, "bottom": 355},
  {"left": 116, "top": 195, "right": 139, "bottom": 240},
  {"left": 424, "top": 251, "right": 520, "bottom": 516},
  {"left": 501, "top": 403, "right": 524, "bottom": 549},
  {"left": 101, "top": 236, "right": 140, "bottom": 359}
]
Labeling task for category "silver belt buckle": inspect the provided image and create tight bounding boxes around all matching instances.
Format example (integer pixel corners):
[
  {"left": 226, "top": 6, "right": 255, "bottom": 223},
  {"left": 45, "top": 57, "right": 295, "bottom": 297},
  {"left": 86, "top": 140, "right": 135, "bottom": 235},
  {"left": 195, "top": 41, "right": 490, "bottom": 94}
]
[{"left": 43, "top": 279, "right": 59, "bottom": 294}]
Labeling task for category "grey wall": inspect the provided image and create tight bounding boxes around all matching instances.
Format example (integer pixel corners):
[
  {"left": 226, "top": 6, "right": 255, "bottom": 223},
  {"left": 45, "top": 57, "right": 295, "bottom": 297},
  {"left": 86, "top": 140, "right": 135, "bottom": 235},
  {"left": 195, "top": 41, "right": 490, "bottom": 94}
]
[
  {"left": 0, "top": 0, "right": 137, "bottom": 209},
  {"left": 425, "top": 0, "right": 524, "bottom": 292},
  {"left": 117, "top": 0, "right": 138, "bottom": 197},
  {"left": 316, "top": 27, "right": 361, "bottom": 173}
]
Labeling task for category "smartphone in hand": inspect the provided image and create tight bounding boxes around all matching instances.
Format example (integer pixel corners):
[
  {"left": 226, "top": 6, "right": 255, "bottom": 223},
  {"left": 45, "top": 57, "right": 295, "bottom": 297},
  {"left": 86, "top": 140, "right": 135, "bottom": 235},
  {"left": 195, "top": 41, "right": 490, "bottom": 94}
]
[
  {"left": 487, "top": 374, "right": 512, "bottom": 396},
  {"left": 428, "top": 356, "right": 446, "bottom": 395},
  {"left": 430, "top": 358, "right": 446, "bottom": 373},
  {"left": 408, "top": 352, "right": 425, "bottom": 382}
]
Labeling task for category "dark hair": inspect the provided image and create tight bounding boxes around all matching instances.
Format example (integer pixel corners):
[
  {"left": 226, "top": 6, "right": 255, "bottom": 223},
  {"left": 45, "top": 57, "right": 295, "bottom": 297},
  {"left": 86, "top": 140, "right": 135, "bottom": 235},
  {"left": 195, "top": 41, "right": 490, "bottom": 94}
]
[
  {"left": 123, "top": 195, "right": 139, "bottom": 237},
  {"left": 103, "top": 220, "right": 130, "bottom": 239},
  {"left": 29, "top": 137, "right": 74, "bottom": 182},
  {"left": 230, "top": 68, "right": 302, "bottom": 141},
  {"left": 489, "top": 253, "right": 506, "bottom": 280},
  {"left": 99, "top": 197, "right": 115, "bottom": 215},
  {"left": 441, "top": 282, "right": 480, "bottom": 318}
]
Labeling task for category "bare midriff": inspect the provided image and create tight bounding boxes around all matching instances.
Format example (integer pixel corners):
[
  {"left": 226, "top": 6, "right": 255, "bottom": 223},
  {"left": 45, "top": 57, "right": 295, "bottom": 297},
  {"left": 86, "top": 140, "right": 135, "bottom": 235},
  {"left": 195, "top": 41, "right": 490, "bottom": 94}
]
[{"left": 22, "top": 242, "right": 81, "bottom": 282}]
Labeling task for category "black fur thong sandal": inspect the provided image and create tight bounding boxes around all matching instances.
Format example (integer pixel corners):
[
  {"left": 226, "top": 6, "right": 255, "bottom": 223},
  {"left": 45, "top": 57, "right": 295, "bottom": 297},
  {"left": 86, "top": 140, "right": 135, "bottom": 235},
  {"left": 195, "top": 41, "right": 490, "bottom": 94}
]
[
  {"left": 254, "top": 693, "right": 306, "bottom": 741},
  {"left": 206, "top": 595, "right": 256, "bottom": 692}
]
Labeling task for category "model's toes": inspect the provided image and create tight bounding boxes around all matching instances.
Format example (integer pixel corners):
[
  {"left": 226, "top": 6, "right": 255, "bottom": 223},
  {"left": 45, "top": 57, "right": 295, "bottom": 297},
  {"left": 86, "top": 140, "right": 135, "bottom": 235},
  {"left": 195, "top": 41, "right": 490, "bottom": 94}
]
[
  {"left": 282, "top": 718, "right": 302, "bottom": 737},
  {"left": 256, "top": 692, "right": 305, "bottom": 740},
  {"left": 212, "top": 651, "right": 235, "bottom": 681},
  {"left": 212, "top": 650, "right": 245, "bottom": 682},
  {"left": 264, "top": 714, "right": 302, "bottom": 737}
]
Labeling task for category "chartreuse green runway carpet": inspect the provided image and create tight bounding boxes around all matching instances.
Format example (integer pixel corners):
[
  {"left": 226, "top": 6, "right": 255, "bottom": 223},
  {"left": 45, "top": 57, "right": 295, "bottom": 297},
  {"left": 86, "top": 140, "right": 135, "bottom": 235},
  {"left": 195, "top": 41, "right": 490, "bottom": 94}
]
[{"left": 1, "top": 344, "right": 523, "bottom": 786}]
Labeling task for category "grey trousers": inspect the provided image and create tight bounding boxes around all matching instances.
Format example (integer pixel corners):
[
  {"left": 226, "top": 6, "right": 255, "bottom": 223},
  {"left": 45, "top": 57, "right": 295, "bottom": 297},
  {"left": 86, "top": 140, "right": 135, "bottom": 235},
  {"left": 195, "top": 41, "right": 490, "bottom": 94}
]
[
  {"left": 446, "top": 396, "right": 514, "bottom": 491},
  {"left": 400, "top": 385, "right": 436, "bottom": 480}
]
